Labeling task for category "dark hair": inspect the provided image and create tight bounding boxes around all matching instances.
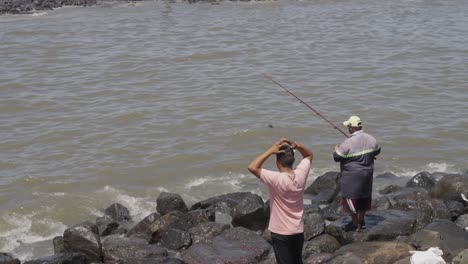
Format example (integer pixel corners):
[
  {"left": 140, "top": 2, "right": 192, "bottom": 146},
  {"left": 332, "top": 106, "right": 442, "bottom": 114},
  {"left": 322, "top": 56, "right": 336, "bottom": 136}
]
[{"left": 276, "top": 144, "right": 295, "bottom": 168}]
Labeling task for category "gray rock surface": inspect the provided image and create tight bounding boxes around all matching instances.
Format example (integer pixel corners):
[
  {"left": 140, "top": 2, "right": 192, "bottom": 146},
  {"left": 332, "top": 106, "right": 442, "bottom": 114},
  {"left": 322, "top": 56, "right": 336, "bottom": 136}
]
[
  {"left": 63, "top": 221, "right": 103, "bottom": 263},
  {"left": 157, "top": 192, "right": 188, "bottom": 215},
  {"left": 23, "top": 253, "right": 88, "bottom": 264}
]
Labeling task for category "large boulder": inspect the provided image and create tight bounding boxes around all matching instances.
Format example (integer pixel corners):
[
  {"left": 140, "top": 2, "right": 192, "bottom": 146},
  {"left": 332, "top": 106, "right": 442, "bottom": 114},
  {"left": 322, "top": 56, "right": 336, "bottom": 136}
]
[
  {"left": 189, "top": 222, "right": 230, "bottom": 244},
  {"left": 53, "top": 236, "right": 66, "bottom": 254},
  {"left": 378, "top": 185, "right": 403, "bottom": 195},
  {"left": 126, "top": 213, "right": 160, "bottom": 240},
  {"left": 157, "top": 192, "right": 188, "bottom": 215},
  {"left": 406, "top": 171, "right": 436, "bottom": 190},
  {"left": 431, "top": 174, "right": 468, "bottom": 201},
  {"left": 63, "top": 221, "right": 103, "bottom": 263},
  {"left": 101, "top": 236, "right": 167, "bottom": 262},
  {"left": 445, "top": 200, "right": 466, "bottom": 220},
  {"left": 328, "top": 241, "right": 414, "bottom": 264},
  {"left": 406, "top": 219, "right": 468, "bottom": 262},
  {"left": 159, "top": 228, "right": 191, "bottom": 250},
  {"left": 191, "top": 192, "right": 254, "bottom": 210},
  {"left": 304, "top": 253, "right": 333, "bottom": 264},
  {"left": 304, "top": 172, "right": 341, "bottom": 204},
  {"left": 104, "top": 203, "right": 131, "bottom": 222},
  {"left": 182, "top": 227, "right": 271, "bottom": 264},
  {"left": 96, "top": 215, "right": 130, "bottom": 237},
  {"left": 22, "top": 253, "right": 88, "bottom": 264},
  {"left": 302, "top": 234, "right": 341, "bottom": 259},
  {"left": 149, "top": 211, "right": 195, "bottom": 244},
  {"left": 231, "top": 193, "right": 267, "bottom": 231},
  {"left": 455, "top": 214, "right": 468, "bottom": 230},
  {"left": 0, "top": 253, "right": 20, "bottom": 264},
  {"left": 303, "top": 213, "right": 325, "bottom": 241}
]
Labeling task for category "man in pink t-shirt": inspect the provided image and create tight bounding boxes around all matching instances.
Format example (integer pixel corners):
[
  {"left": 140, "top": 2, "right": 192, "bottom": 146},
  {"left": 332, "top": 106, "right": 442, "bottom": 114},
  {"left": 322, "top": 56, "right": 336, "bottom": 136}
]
[{"left": 248, "top": 138, "right": 313, "bottom": 264}]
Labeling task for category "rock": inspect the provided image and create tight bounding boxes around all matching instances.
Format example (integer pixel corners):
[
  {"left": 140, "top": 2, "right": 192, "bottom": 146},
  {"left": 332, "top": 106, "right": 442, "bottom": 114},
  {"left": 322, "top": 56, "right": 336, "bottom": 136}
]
[
  {"left": 329, "top": 241, "right": 414, "bottom": 264},
  {"left": 102, "top": 235, "right": 167, "bottom": 262},
  {"left": 326, "top": 209, "right": 416, "bottom": 244},
  {"left": 0, "top": 0, "right": 96, "bottom": 15},
  {"left": 445, "top": 200, "right": 465, "bottom": 220},
  {"left": 406, "top": 171, "right": 436, "bottom": 189},
  {"left": 63, "top": 221, "right": 103, "bottom": 263},
  {"left": 407, "top": 219, "right": 468, "bottom": 262},
  {"left": 231, "top": 193, "right": 267, "bottom": 231},
  {"left": 387, "top": 188, "right": 450, "bottom": 230},
  {"left": 303, "top": 213, "right": 325, "bottom": 241},
  {"left": 302, "top": 234, "right": 341, "bottom": 259},
  {"left": 187, "top": 208, "right": 213, "bottom": 225},
  {"left": 392, "top": 256, "right": 411, "bottom": 264},
  {"left": 149, "top": 211, "right": 194, "bottom": 243},
  {"left": 126, "top": 213, "right": 160, "bottom": 240},
  {"left": 191, "top": 192, "right": 253, "bottom": 210},
  {"left": 182, "top": 227, "right": 271, "bottom": 264},
  {"left": 258, "top": 250, "right": 276, "bottom": 264},
  {"left": 376, "top": 172, "right": 399, "bottom": 179},
  {"left": 0, "top": 253, "right": 20, "bottom": 264},
  {"left": 22, "top": 253, "right": 88, "bottom": 264},
  {"left": 305, "top": 253, "right": 333, "bottom": 264},
  {"left": 96, "top": 215, "right": 128, "bottom": 237},
  {"left": 157, "top": 192, "right": 188, "bottom": 215},
  {"left": 304, "top": 172, "right": 341, "bottom": 204},
  {"left": 104, "top": 203, "right": 131, "bottom": 222},
  {"left": 372, "top": 196, "right": 392, "bottom": 210},
  {"left": 455, "top": 214, "right": 468, "bottom": 230},
  {"left": 431, "top": 174, "right": 468, "bottom": 201},
  {"left": 189, "top": 222, "right": 230, "bottom": 244},
  {"left": 452, "top": 249, "right": 468, "bottom": 264},
  {"left": 378, "top": 185, "right": 403, "bottom": 195},
  {"left": 160, "top": 228, "right": 191, "bottom": 250},
  {"left": 326, "top": 252, "right": 364, "bottom": 264},
  {"left": 53, "top": 236, "right": 65, "bottom": 254}
]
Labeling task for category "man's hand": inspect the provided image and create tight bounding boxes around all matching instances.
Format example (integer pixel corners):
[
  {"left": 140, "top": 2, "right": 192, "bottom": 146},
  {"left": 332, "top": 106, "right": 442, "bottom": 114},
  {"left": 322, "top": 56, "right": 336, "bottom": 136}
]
[{"left": 268, "top": 139, "right": 287, "bottom": 154}]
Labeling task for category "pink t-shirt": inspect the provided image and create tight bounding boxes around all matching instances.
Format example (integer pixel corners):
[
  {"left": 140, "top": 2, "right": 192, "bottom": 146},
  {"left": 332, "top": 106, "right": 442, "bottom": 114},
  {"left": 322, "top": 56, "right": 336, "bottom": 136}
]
[{"left": 260, "top": 158, "right": 311, "bottom": 235}]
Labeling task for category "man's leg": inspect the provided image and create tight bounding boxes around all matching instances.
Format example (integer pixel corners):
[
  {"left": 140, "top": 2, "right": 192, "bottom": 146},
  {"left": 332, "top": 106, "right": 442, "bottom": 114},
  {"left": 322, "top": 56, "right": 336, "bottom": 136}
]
[
  {"left": 271, "top": 232, "right": 293, "bottom": 264},
  {"left": 289, "top": 233, "right": 304, "bottom": 264}
]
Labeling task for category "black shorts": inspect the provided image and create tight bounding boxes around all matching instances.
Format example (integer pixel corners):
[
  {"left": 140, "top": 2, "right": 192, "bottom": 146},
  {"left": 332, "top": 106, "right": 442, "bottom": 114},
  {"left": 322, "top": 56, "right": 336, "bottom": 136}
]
[{"left": 270, "top": 232, "right": 304, "bottom": 264}]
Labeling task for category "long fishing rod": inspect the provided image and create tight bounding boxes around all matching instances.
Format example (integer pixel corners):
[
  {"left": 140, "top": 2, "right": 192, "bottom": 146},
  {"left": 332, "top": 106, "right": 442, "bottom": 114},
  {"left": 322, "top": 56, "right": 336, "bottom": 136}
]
[{"left": 263, "top": 74, "right": 349, "bottom": 138}]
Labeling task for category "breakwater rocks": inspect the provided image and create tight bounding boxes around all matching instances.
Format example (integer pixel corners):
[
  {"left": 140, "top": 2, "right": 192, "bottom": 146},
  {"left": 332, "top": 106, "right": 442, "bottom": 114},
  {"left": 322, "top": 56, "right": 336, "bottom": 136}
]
[{"left": 2, "top": 171, "right": 468, "bottom": 264}]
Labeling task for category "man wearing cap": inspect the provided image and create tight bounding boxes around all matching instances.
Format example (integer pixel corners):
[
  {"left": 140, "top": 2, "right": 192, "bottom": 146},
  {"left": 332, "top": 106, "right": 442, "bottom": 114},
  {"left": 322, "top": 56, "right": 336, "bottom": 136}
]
[
  {"left": 333, "top": 116, "right": 380, "bottom": 231},
  {"left": 248, "top": 138, "right": 313, "bottom": 264}
]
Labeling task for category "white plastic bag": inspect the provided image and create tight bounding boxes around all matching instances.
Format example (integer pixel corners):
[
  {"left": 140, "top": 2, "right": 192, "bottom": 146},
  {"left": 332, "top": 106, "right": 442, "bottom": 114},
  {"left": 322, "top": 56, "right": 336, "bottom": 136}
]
[{"left": 410, "top": 247, "right": 446, "bottom": 264}]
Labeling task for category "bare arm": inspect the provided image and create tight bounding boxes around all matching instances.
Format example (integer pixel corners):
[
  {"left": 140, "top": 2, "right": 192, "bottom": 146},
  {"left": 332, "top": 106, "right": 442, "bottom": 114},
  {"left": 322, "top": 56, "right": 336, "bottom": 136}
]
[{"left": 247, "top": 139, "right": 285, "bottom": 178}]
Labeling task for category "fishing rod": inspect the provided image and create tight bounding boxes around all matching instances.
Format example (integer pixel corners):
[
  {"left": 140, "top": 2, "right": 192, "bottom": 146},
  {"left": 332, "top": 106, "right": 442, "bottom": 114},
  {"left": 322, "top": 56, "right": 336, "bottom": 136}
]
[{"left": 263, "top": 74, "right": 349, "bottom": 138}]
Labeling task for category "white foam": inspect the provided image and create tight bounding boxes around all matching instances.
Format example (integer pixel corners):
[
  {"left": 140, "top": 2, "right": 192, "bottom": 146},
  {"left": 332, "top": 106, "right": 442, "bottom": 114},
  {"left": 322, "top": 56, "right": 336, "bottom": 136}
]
[{"left": 395, "top": 162, "right": 460, "bottom": 177}]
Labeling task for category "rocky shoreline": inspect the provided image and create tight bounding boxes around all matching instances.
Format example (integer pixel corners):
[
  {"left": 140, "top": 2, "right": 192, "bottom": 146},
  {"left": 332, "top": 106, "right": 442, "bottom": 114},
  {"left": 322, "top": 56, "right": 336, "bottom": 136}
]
[{"left": 1, "top": 171, "right": 468, "bottom": 264}]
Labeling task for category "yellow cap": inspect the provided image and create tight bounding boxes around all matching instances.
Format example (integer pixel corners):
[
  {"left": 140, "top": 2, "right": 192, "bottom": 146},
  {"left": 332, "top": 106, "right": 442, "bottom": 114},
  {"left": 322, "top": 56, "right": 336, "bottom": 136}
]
[{"left": 343, "top": 116, "right": 362, "bottom": 127}]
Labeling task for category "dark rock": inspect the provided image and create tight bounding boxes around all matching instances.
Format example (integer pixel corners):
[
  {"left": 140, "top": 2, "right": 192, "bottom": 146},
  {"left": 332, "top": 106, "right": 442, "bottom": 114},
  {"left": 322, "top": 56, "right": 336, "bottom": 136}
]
[
  {"left": 0, "top": 0, "right": 96, "bottom": 15},
  {"left": 302, "top": 234, "right": 340, "bottom": 259},
  {"left": 303, "top": 213, "right": 325, "bottom": 241},
  {"left": 392, "top": 256, "right": 412, "bottom": 264},
  {"left": 187, "top": 208, "right": 213, "bottom": 224},
  {"left": 304, "top": 172, "right": 341, "bottom": 204},
  {"left": 372, "top": 196, "right": 392, "bottom": 210},
  {"left": 231, "top": 193, "right": 267, "bottom": 231},
  {"left": 182, "top": 227, "right": 271, "bottom": 264},
  {"left": 53, "top": 236, "right": 66, "bottom": 254},
  {"left": 378, "top": 185, "right": 403, "bottom": 195},
  {"left": 455, "top": 214, "right": 468, "bottom": 230},
  {"left": 258, "top": 250, "right": 276, "bottom": 264},
  {"left": 431, "top": 174, "right": 468, "bottom": 201},
  {"left": 326, "top": 252, "right": 363, "bottom": 264},
  {"left": 304, "top": 253, "right": 333, "bottom": 264},
  {"left": 160, "top": 228, "right": 191, "bottom": 250},
  {"left": 126, "top": 212, "right": 160, "bottom": 240},
  {"left": 329, "top": 241, "right": 414, "bottom": 264},
  {"left": 407, "top": 219, "right": 468, "bottom": 262},
  {"left": 63, "top": 221, "right": 103, "bottom": 263},
  {"left": 406, "top": 171, "right": 436, "bottom": 189},
  {"left": 189, "top": 222, "right": 230, "bottom": 244},
  {"left": 0, "top": 253, "right": 20, "bottom": 264},
  {"left": 191, "top": 192, "right": 253, "bottom": 210},
  {"left": 105, "top": 203, "right": 131, "bottom": 222},
  {"left": 96, "top": 215, "right": 129, "bottom": 237},
  {"left": 22, "top": 253, "right": 88, "bottom": 264},
  {"left": 376, "top": 172, "right": 399, "bottom": 179},
  {"left": 157, "top": 192, "right": 188, "bottom": 215},
  {"left": 102, "top": 235, "right": 167, "bottom": 262},
  {"left": 149, "top": 211, "right": 194, "bottom": 244},
  {"left": 445, "top": 200, "right": 465, "bottom": 220}
]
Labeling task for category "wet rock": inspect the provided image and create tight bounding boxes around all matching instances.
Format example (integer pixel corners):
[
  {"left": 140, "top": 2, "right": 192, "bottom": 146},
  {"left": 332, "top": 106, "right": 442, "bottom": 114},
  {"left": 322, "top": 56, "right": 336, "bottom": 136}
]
[
  {"left": 445, "top": 200, "right": 465, "bottom": 220},
  {"left": 102, "top": 235, "right": 167, "bottom": 262},
  {"left": 96, "top": 215, "right": 129, "bottom": 237},
  {"left": 378, "top": 185, "right": 403, "bottom": 195},
  {"left": 126, "top": 212, "right": 160, "bottom": 240},
  {"left": 23, "top": 253, "right": 88, "bottom": 264},
  {"left": 53, "top": 236, "right": 65, "bottom": 254},
  {"left": 189, "top": 222, "right": 230, "bottom": 244},
  {"left": 452, "top": 249, "right": 468, "bottom": 264},
  {"left": 304, "top": 172, "right": 341, "bottom": 204},
  {"left": 149, "top": 211, "right": 194, "bottom": 243},
  {"left": 455, "top": 214, "right": 468, "bottom": 229},
  {"left": 406, "top": 171, "right": 436, "bottom": 189},
  {"left": 302, "top": 234, "right": 340, "bottom": 259},
  {"left": 182, "top": 227, "right": 271, "bottom": 264},
  {"left": 231, "top": 193, "right": 267, "bottom": 231},
  {"left": 431, "top": 174, "right": 468, "bottom": 201},
  {"left": 0, "top": 253, "right": 20, "bottom": 264},
  {"left": 0, "top": 0, "right": 96, "bottom": 15},
  {"left": 63, "top": 221, "right": 103, "bottom": 263},
  {"left": 372, "top": 196, "right": 392, "bottom": 210},
  {"left": 160, "top": 228, "right": 191, "bottom": 250},
  {"left": 303, "top": 213, "right": 325, "bottom": 241},
  {"left": 406, "top": 219, "right": 468, "bottom": 262},
  {"left": 190, "top": 192, "right": 253, "bottom": 210},
  {"left": 105, "top": 203, "right": 131, "bottom": 222},
  {"left": 187, "top": 208, "right": 213, "bottom": 225},
  {"left": 157, "top": 192, "right": 188, "bottom": 215},
  {"left": 304, "top": 253, "right": 333, "bottom": 264},
  {"left": 329, "top": 241, "right": 414, "bottom": 264}
]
